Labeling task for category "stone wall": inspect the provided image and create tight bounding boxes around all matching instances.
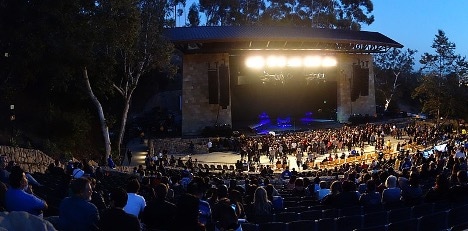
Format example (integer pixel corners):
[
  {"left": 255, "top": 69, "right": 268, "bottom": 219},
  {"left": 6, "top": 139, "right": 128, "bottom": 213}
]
[
  {"left": 182, "top": 53, "right": 232, "bottom": 136},
  {"left": 336, "top": 54, "right": 376, "bottom": 122},
  {"left": 0, "top": 146, "right": 54, "bottom": 173},
  {"left": 150, "top": 138, "right": 209, "bottom": 155}
]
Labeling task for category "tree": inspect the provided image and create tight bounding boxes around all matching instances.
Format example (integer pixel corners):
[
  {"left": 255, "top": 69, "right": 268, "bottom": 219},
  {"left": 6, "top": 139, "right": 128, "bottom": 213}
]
[
  {"left": 81, "top": 0, "right": 175, "bottom": 161},
  {"left": 374, "top": 48, "right": 416, "bottom": 111},
  {"left": 187, "top": 3, "right": 201, "bottom": 27},
  {"left": 413, "top": 30, "right": 468, "bottom": 122},
  {"left": 195, "top": 0, "right": 374, "bottom": 29}
]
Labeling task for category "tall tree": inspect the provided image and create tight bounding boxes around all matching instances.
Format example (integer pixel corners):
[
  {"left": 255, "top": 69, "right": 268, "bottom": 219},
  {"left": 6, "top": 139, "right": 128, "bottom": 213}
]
[
  {"left": 187, "top": 3, "right": 201, "bottom": 27},
  {"left": 195, "top": 0, "right": 374, "bottom": 29},
  {"left": 413, "top": 30, "right": 468, "bottom": 122},
  {"left": 81, "top": 0, "right": 175, "bottom": 161},
  {"left": 374, "top": 48, "right": 416, "bottom": 111},
  {"left": 420, "top": 30, "right": 459, "bottom": 77}
]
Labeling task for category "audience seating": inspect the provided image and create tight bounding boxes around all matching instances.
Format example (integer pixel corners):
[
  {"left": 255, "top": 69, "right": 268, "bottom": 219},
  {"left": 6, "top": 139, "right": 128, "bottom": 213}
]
[
  {"left": 450, "top": 222, "right": 468, "bottom": 231},
  {"left": 274, "top": 212, "right": 299, "bottom": 222},
  {"left": 363, "top": 210, "right": 388, "bottom": 228},
  {"left": 411, "top": 203, "right": 434, "bottom": 218},
  {"left": 258, "top": 222, "right": 288, "bottom": 231},
  {"left": 283, "top": 205, "right": 308, "bottom": 213},
  {"left": 387, "top": 218, "right": 418, "bottom": 231},
  {"left": 322, "top": 208, "right": 339, "bottom": 219},
  {"left": 288, "top": 220, "right": 316, "bottom": 231},
  {"left": 387, "top": 207, "right": 412, "bottom": 223},
  {"left": 417, "top": 210, "right": 448, "bottom": 231},
  {"left": 335, "top": 215, "right": 363, "bottom": 231},
  {"left": 299, "top": 210, "right": 322, "bottom": 221},
  {"left": 448, "top": 204, "right": 468, "bottom": 228},
  {"left": 339, "top": 206, "right": 363, "bottom": 217},
  {"left": 316, "top": 218, "right": 336, "bottom": 231},
  {"left": 354, "top": 225, "right": 387, "bottom": 231},
  {"left": 241, "top": 223, "right": 258, "bottom": 231}
]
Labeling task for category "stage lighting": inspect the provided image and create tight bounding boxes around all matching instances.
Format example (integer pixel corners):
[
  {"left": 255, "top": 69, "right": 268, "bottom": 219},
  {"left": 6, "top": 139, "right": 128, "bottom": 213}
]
[
  {"left": 287, "top": 56, "right": 303, "bottom": 67},
  {"left": 304, "top": 56, "right": 322, "bottom": 67},
  {"left": 266, "top": 56, "right": 287, "bottom": 67},
  {"left": 322, "top": 57, "right": 337, "bottom": 67},
  {"left": 245, "top": 56, "right": 264, "bottom": 69}
]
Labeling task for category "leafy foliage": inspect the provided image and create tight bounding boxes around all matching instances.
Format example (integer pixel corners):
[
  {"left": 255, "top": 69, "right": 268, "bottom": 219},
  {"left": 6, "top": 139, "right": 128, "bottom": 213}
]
[{"left": 413, "top": 30, "right": 468, "bottom": 121}]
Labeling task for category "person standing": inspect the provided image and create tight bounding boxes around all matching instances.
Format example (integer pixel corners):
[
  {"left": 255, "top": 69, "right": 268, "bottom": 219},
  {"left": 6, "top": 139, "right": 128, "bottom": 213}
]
[
  {"left": 207, "top": 140, "right": 213, "bottom": 153},
  {"left": 127, "top": 149, "right": 133, "bottom": 165}
]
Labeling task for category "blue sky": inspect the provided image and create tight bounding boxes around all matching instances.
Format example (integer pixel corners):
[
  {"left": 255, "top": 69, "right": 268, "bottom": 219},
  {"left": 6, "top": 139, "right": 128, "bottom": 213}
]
[{"left": 362, "top": 0, "right": 468, "bottom": 60}]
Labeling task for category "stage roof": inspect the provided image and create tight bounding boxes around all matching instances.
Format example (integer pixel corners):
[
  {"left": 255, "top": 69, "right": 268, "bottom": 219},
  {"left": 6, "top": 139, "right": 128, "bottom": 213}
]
[{"left": 164, "top": 26, "right": 403, "bottom": 54}]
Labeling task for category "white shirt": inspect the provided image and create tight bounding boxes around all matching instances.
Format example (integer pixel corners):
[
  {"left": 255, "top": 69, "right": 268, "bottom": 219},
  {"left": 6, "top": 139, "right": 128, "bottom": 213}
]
[{"left": 124, "top": 193, "right": 146, "bottom": 217}]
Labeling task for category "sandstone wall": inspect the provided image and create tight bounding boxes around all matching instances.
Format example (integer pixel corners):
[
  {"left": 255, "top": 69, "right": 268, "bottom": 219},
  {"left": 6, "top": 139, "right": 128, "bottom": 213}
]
[{"left": 0, "top": 146, "right": 54, "bottom": 173}]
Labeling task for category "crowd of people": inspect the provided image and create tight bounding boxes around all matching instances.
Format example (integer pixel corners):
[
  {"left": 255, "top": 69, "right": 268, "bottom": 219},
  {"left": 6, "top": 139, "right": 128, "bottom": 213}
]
[{"left": 0, "top": 120, "right": 466, "bottom": 230}]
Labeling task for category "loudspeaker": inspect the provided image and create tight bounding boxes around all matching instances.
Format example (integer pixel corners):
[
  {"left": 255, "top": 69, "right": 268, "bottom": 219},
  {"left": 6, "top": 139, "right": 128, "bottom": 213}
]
[
  {"left": 351, "top": 65, "right": 361, "bottom": 101},
  {"left": 208, "top": 69, "right": 218, "bottom": 104},
  {"left": 219, "top": 64, "right": 230, "bottom": 107},
  {"left": 360, "top": 68, "right": 369, "bottom": 96}
]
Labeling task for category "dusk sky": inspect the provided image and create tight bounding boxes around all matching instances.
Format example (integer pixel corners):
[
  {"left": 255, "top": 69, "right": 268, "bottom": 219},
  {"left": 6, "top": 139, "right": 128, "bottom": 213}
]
[
  {"left": 362, "top": 0, "right": 468, "bottom": 61},
  {"left": 181, "top": 1, "right": 468, "bottom": 60}
]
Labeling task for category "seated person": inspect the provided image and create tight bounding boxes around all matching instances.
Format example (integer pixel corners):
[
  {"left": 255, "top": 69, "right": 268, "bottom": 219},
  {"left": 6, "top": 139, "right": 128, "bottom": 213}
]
[
  {"left": 5, "top": 161, "right": 42, "bottom": 186},
  {"left": 72, "top": 162, "right": 85, "bottom": 179},
  {"left": 5, "top": 166, "right": 48, "bottom": 217},
  {"left": 359, "top": 180, "right": 381, "bottom": 207},
  {"left": 142, "top": 183, "right": 176, "bottom": 230},
  {"left": 213, "top": 202, "right": 242, "bottom": 231},
  {"left": 381, "top": 175, "right": 402, "bottom": 206},
  {"left": 280, "top": 167, "right": 291, "bottom": 181},
  {"left": 123, "top": 178, "right": 146, "bottom": 218},
  {"left": 99, "top": 187, "right": 140, "bottom": 231},
  {"left": 58, "top": 177, "right": 99, "bottom": 231},
  {"left": 316, "top": 181, "right": 331, "bottom": 201},
  {"left": 449, "top": 170, "right": 468, "bottom": 204}
]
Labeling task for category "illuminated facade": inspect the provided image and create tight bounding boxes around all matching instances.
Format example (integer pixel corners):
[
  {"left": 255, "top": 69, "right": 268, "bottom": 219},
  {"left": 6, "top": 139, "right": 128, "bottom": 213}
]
[{"left": 164, "top": 26, "right": 402, "bottom": 136}]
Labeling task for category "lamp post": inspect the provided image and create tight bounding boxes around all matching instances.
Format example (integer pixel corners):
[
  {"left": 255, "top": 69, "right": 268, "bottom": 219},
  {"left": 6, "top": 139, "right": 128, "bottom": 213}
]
[{"left": 10, "top": 104, "right": 15, "bottom": 145}]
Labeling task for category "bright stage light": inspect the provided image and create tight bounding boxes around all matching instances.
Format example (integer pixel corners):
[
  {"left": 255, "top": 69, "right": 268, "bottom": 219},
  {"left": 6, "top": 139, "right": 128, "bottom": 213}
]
[
  {"left": 287, "top": 56, "right": 303, "bottom": 67},
  {"left": 322, "top": 56, "right": 337, "bottom": 67},
  {"left": 245, "top": 55, "right": 337, "bottom": 68},
  {"left": 304, "top": 56, "right": 322, "bottom": 67},
  {"left": 266, "top": 56, "right": 286, "bottom": 67},
  {"left": 245, "top": 56, "right": 265, "bottom": 69}
]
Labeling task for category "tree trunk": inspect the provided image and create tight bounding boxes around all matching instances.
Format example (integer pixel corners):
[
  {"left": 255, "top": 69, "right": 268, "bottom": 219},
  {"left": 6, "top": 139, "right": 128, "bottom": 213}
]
[
  {"left": 83, "top": 68, "right": 112, "bottom": 163},
  {"left": 384, "top": 72, "right": 400, "bottom": 112},
  {"left": 116, "top": 97, "right": 131, "bottom": 159}
]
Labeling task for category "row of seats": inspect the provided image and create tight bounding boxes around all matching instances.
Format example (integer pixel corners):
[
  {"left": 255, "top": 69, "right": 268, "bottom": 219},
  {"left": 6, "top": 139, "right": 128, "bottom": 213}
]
[
  {"left": 262, "top": 202, "right": 452, "bottom": 223},
  {"left": 196, "top": 163, "right": 235, "bottom": 171},
  {"left": 241, "top": 203, "right": 468, "bottom": 231}
]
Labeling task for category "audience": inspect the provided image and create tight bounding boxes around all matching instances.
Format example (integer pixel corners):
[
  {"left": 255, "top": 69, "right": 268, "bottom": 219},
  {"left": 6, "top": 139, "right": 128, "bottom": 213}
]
[
  {"left": 99, "top": 187, "right": 140, "bottom": 231},
  {"left": 359, "top": 179, "right": 381, "bottom": 207},
  {"left": 449, "top": 170, "right": 468, "bottom": 204},
  {"left": 141, "top": 183, "right": 176, "bottom": 230},
  {"left": 172, "top": 193, "right": 206, "bottom": 231},
  {"left": 0, "top": 120, "right": 465, "bottom": 231},
  {"left": 58, "top": 177, "right": 99, "bottom": 231},
  {"left": 424, "top": 174, "right": 450, "bottom": 203},
  {"left": 123, "top": 178, "right": 146, "bottom": 218},
  {"left": 316, "top": 181, "right": 330, "bottom": 201},
  {"left": 245, "top": 187, "right": 273, "bottom": 223},
  {"left": 5, "top": 166, "right": 48, "bottom": 217},
  {"left": 381, "top": 175, "right": 402, "bottom": 206}
]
